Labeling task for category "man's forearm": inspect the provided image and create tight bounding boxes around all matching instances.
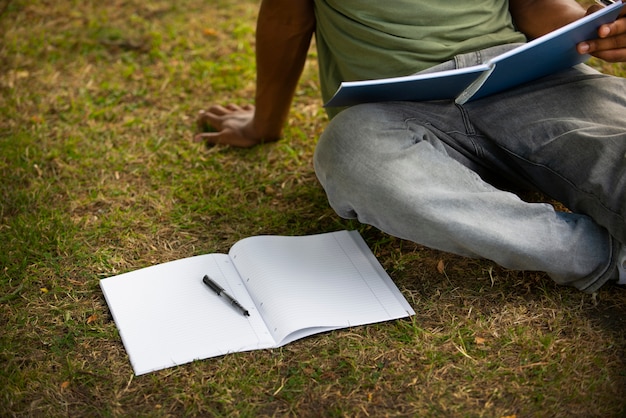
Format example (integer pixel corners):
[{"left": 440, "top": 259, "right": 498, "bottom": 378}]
[
  {"left": 253, "top": 0, "right": 315, "bottom": 140},
  {"left": 509, "top": 0, "right": 587, "bottom": 39}
]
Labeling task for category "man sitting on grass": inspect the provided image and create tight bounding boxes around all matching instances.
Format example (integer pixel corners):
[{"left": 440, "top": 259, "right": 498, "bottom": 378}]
[{"left": 196, "top": 0, "right": 626, "bottom": 293}]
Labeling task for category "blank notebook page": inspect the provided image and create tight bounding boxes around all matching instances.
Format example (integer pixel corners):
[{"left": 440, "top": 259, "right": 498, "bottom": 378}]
[{"left": 229, "top": 230, "right": 413, "bottom": 344}]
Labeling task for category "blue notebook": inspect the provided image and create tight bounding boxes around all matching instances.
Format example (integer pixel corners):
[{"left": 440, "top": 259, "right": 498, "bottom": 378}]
[{"left": 325, "top": 1, "right": 623, "bottom": 107}]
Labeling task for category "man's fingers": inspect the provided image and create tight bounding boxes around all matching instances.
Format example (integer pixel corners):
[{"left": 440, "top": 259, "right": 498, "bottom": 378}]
[
  {"left": 194, "top": 131, "right": 261, "bottom": 148},
  {"left": 196, "top": 108, "right": 225, "bottom": 132},
  {"left": 207, "top": 104, "right": 232, "bottom": 115},
  {"left": 197, "top": 104, "right": 256, "bottom": 130},
  {"left": 581, "top": 33, "right": 626, "bottom": 61},
  {"left": 210, "top": 103, "right": 254, "bottom": 114},
  {"left": 196, "top": 110, "right": 214, "bottom": 132},
  {"left": 196, "top": 106, "right": 233, "bottom": 129},
  {"left": 592, "top": 47, "right": 626, "bottom": 62},
  {"left": 193, "top": 131, "right": 213, "bottom": 143},
  {"left": 601, "top": 15, "right": 626, "bottom": 38},
  {"left": 194, "top": 103, "right": 259, "bottom": 147}
]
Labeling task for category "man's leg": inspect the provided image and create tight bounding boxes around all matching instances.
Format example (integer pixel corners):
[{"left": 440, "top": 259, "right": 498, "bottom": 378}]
[
  {"left": 314, "top": 100, "right": 619, "bottom": 292},
  {"left": 465, "top": 64, "right": 626, "bottom": 245}
]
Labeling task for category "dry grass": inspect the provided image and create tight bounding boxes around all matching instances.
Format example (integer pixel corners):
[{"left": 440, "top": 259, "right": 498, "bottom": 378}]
[{"left": 1, "top": 0, "right": 626, "bottom": 416}]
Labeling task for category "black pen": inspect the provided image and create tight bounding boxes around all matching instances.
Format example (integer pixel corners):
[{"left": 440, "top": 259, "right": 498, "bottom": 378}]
[{"left": 202, "top": 275, "right": 250, "bottom": 316}]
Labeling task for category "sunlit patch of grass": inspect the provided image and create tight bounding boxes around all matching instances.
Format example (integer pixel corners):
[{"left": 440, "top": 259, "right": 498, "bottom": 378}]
[{"left": 2, "top": 0, "right": 626, "bottom": 416}]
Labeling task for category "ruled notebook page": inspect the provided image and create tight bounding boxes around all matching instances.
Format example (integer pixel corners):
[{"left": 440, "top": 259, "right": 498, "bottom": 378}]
[
  {"left": 229, "top": 230, "right": 414, "bottom": 345},
  {"left": 100, "top": 253, "right": 274, "bottom": 375}
]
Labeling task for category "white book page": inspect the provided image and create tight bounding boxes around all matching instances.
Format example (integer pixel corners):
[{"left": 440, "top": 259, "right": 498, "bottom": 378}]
[
  {"left": 228, "top": 230, "right": 414, "bottom": 345},
  {"left": 100, "top": 253, "right": 275, "bottom": 375},
  {"left": 338, "top": 64, "right": 489, "bottom": 87}
]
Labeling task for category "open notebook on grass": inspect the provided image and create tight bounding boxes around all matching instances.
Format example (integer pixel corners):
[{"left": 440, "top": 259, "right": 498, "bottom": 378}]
[
  {"left": 325, "top": 1, "right": 623, "bottom": 107},
  {"left": 100, "top": 230, "right": 415, "bottom": 375}
]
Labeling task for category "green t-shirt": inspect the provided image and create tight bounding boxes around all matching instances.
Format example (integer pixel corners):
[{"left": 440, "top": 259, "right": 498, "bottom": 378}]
[{"left": 313, "top": 0, "right": 527, "bottom": 115}]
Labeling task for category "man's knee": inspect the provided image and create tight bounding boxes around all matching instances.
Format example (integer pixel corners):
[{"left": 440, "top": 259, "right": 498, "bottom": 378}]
[
  {"left": 314, "top": 104, "right": 388, "bottom": 218},
  {"left": 316, "top": 105, "right": 373, "bottom": 181}
]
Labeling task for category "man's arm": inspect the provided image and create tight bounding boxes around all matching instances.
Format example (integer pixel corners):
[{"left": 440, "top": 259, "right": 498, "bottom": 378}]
[
  {"left": 509, "top": 0, "right": 626, "bottom": 62},
  {"left": 509, "top": 0, "right": 586, "bottom": 39},
  {"left": 195, "top": 0, "right": 315, "bottom": 147}
]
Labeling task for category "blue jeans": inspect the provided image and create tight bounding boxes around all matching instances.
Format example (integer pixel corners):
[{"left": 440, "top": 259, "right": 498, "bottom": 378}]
[{"left": 314, "top": 46, "right": 626, "bottom": 292}]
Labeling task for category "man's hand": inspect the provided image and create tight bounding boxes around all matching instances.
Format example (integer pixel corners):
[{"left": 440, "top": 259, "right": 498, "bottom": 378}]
[
  {"left": 193, "top": 0, "right": 315, "bottom": 149},
  {"left": 194, "top": 104, "right": 278, "bottom": 148},
  {"left": 578, "top": 5, "right": 626, "bottom": 62}
]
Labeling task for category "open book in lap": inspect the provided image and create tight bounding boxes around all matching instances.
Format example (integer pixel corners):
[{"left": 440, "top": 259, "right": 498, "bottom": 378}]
[{"left": 325, "top": 1, "right": 623, "bottom": 107}]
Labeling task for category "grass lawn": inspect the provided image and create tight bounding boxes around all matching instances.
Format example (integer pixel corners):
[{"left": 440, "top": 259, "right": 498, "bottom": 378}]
[{"left": 1, "top": 0, "right": 625, "bottom": 416}]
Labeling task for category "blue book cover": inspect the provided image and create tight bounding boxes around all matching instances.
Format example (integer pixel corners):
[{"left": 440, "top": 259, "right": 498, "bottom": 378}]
[
  {"left": 325, "top": 1, "right": 623, "bottom": 108},
  {"left": 324, "top": 64, "right": 489, "bottom": 107},
  {"left": 458, "top": 0, "right": 624, "bottom": 103}
]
